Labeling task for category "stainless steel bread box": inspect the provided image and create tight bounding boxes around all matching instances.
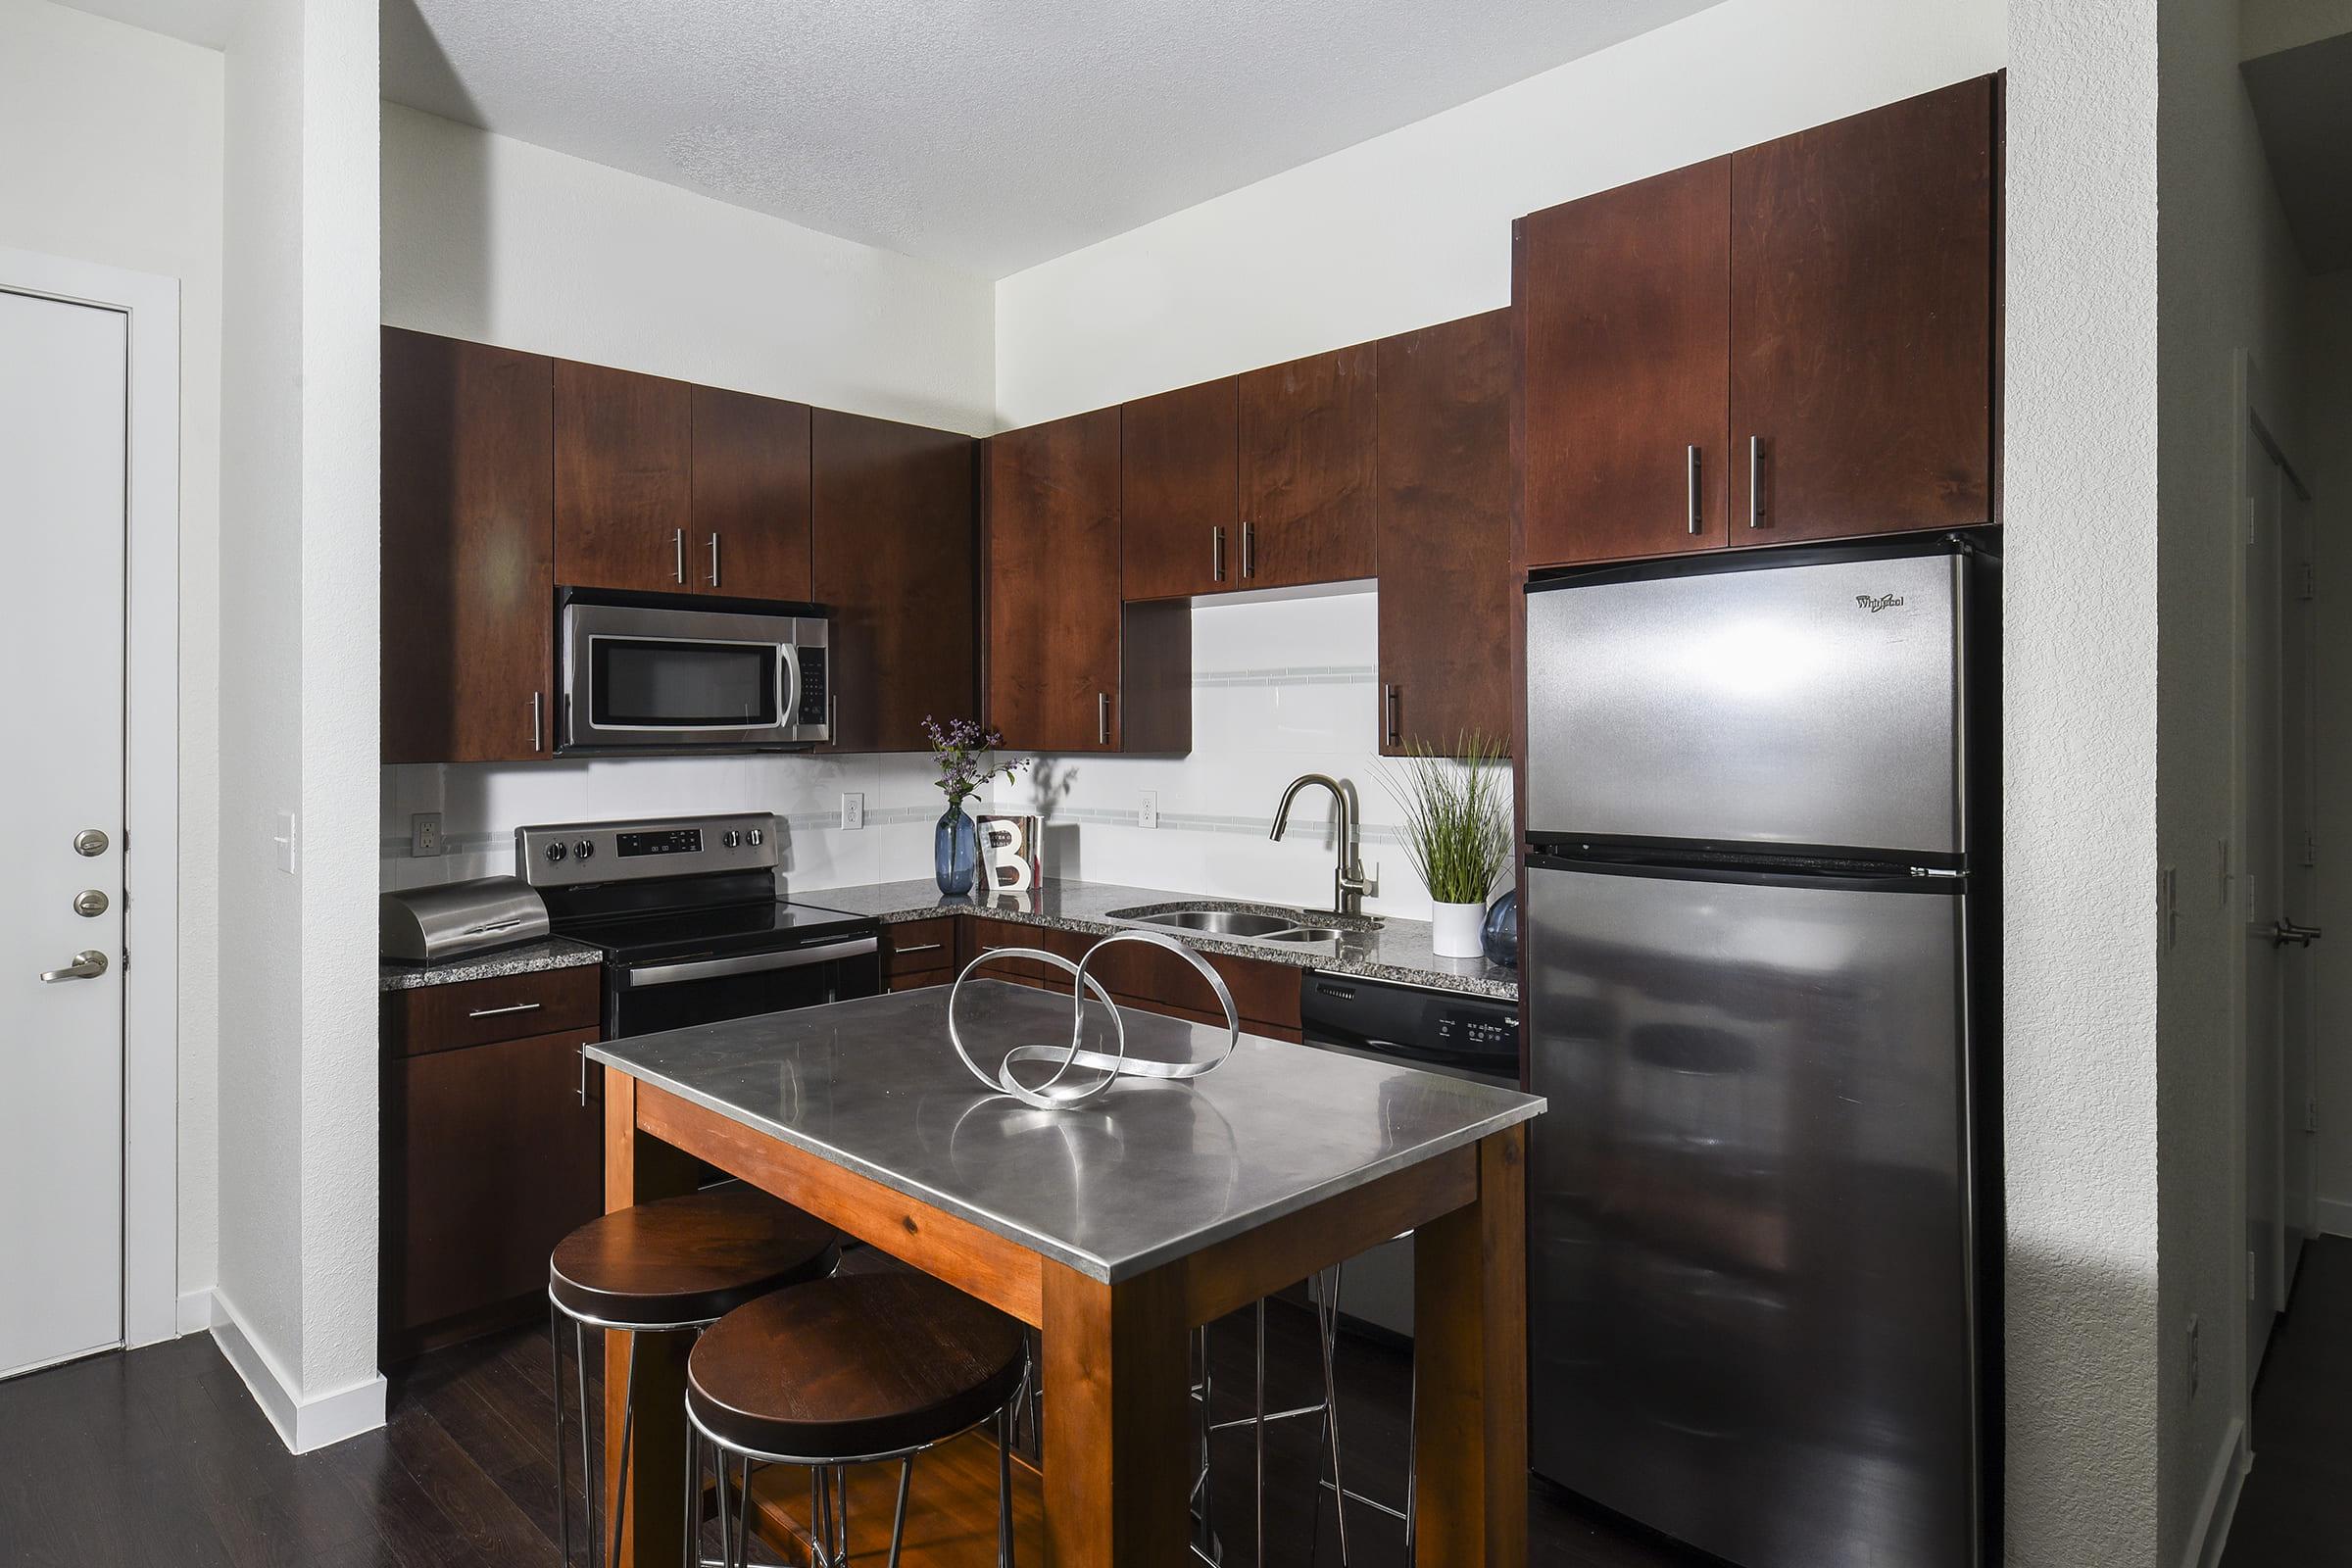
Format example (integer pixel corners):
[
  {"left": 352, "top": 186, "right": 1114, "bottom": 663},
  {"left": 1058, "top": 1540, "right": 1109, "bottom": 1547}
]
[{"left": 380, "top": 877, "right": 551, "bottom": 962}]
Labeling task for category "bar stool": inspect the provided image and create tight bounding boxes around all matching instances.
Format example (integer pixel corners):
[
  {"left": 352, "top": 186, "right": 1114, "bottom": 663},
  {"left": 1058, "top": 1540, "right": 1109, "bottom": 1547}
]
[
  {"left": 684, "top": 1271, "right": 1028, "bottom": 1568},
  {"left": 549, "top": 1183, "right": 839, "bottom": 1568}
]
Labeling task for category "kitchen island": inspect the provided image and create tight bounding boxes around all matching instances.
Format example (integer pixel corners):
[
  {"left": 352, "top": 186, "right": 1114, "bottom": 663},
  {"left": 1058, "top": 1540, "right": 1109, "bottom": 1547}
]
[{"left": 590, "top": 979, "right": 1544, "bottom": 1567}]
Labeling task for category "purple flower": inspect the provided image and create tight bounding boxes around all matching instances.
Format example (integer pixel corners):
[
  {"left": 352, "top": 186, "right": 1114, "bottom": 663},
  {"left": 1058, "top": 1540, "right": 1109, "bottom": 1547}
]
[{"left": 926, "top": 715, "right": 1028, "bottom": 810}]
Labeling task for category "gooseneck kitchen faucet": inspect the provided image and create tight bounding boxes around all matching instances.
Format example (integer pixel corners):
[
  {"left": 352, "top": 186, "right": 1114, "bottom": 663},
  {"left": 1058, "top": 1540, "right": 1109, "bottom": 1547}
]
[{"left": 1270, "top": 773, "right": 1370, "bottom": 919}]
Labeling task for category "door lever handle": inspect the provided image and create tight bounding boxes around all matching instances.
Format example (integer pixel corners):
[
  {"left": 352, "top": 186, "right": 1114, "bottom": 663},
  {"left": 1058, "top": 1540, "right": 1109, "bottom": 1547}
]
[
  {"left": 2273, "top": 918, "right": 2324, "bottom": 948},
  {"left": 41, "top": 949, "right": 109, "bottom": 982}
]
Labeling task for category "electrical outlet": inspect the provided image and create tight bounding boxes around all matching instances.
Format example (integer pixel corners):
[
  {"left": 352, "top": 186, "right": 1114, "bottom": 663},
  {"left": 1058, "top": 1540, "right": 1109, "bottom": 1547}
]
[
  {"left": 273, "top": 809, "right": 297, "bottom": 875},
  {"left": 2187, "top": 1314, "right": 2200, "bottom": 1397},
  {"left": 841, "top": 793, "right": 864, "bottom": 831},
  {"left": 1139, "top": 791, "right": 1159, "bottom": 829},
  {"left": 410, "top": 811, "right": 443, "bottom": 858}
]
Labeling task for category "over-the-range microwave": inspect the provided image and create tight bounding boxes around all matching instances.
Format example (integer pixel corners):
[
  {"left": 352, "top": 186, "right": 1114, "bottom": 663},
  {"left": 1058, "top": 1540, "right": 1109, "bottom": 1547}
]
[{"left": 557, "top": 587, "right": 830, "bottom": 754}]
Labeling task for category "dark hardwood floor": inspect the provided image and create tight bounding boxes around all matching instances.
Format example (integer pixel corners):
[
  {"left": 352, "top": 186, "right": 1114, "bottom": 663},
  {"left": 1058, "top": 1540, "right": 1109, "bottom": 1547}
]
[
  {"left": 2221, "top": 1235, "right": 2352, "bottom": 1567},
  {"left": 0, "top": 1287, "right": 1698, "bottom": 1568}
]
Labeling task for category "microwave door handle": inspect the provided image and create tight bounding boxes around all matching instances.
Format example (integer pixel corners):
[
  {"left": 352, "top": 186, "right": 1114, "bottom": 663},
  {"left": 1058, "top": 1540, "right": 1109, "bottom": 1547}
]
[
  {"left": 622, "top": 936, "right": 879, "bottom": 989},
  {"left": 779, "top": 642, "right": 801, "bottom": 733}
]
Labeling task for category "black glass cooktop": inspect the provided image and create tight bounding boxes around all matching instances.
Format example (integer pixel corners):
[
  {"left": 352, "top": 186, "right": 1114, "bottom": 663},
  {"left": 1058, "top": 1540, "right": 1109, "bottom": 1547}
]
[{"left": 555, "top": 898, "right": 873, "bottom": 966}]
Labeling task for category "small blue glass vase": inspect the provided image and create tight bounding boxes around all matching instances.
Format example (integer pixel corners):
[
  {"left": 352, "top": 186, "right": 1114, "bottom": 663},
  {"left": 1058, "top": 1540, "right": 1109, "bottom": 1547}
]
[
  {"left": 935, "top": 806, "right": 980, "bottom": 897},
  {"left": 1481, "top": 888, "right": 1519, "bottom": 968}
]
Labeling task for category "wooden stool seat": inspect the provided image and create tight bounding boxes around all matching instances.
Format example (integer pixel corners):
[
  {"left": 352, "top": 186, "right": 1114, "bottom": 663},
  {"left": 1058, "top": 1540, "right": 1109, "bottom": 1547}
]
[
  {"left": 688, "top": 1273, "right": 1026, "bottom": 1460},
  {"left": 549, "top": 1184, "right": 837, "bottom": 1326}
]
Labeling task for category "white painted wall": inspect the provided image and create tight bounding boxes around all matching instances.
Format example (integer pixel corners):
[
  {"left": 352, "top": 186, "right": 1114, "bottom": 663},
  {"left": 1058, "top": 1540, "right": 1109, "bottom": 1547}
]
[
  {"left": 2154, "top": 0, "right": 2313, "bottom": 1556},
  {"left": 215, "top": 0, "right": 382, "bottom": 1440},
  {"left": 2000, "top": 0, "right": 2169, "bottom": 1560},
  {"left": 995, "top": 0, "right": 2005, "bottom": 427},
  {"left": 2241, "top": 0, "right": 2352, "bottom": 56},
  {"left": 2302, "top": 269, "right": 2352, "bottom": 1241},
  {"left": 0, "top": 0, "right": 224, "bottom": 1325},
  {"left": 380, "top": 103, "right": 996, "bottom": 437}
]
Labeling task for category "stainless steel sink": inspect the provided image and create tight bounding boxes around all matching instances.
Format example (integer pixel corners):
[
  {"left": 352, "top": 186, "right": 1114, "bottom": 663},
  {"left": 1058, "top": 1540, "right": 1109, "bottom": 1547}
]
[
  {"left": 1104, "top": 902, "right": 1380, "bottom": 950},
  {"left": 1129, "top": 909, "right": 1298, "bottom": 937}
]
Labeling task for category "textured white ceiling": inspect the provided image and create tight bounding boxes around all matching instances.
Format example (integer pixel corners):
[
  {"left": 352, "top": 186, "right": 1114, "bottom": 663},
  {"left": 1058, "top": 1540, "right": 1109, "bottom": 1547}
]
[{"left": 378, "top": 0, "right": 1726, "bottom": 279}]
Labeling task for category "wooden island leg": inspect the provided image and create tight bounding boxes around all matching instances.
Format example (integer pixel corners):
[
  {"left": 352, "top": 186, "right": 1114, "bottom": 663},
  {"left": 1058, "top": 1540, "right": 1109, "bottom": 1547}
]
[
  {"left": 1412, "top": 1125, "right": 1529, "bottom": 1567},
  {"left": 604, "top": 1072, "right": 701, "bottom": 1568},
  {"left": 1040, "top": 1260, "right": 1190, "bottom": 1568}
]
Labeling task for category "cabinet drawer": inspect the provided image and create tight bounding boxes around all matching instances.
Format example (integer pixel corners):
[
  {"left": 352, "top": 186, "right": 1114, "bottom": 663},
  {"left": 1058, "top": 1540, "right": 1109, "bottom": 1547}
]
[
  {"left": 1085, "top": 942, "right": 1302, "bottom": 1035},
  {"left": 967, "top": 918, "right": 1094, "bottom": 989},
  {"left": 386, "top": 965, "right": 603, "bottom": 1055},
  {"left": 883, "top": 917, "right": 958, "bottom": 977}
]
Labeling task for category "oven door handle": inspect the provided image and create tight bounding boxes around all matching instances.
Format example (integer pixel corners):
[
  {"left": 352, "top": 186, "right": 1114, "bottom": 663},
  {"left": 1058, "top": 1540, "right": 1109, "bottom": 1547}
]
[{"left": 621, "top": 936, "right": 879, "bottom": 989}]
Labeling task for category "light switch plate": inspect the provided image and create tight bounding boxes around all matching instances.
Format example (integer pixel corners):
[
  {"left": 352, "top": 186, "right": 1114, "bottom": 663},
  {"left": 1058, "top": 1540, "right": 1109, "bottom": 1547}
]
[
  {"left": 411, "top": 811, "right": 443, "bottom": 858},
  {"left": 1139, "top": 791, "right": 1159, "bottom": 829},
  {"left": 842, "top": 793, "right": 864, "bottom": 831},
  {"left": 274, "top": 809, "right": 298, "bottom": 875}
]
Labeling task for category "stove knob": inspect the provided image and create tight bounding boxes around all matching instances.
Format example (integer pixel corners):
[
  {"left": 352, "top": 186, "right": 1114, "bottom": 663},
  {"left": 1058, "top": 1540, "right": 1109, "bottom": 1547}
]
[
  {"left": 747, "top": 827, "right": 764, "bottom": 847},
  {"left": 573, "top": 840, "right": 595, "bottom": 861},
  {"left": 544, "top": 841, "right": 567, "bottom": 862},
  {"left": 722, "top": 829, "right": 742, "bottom": 849}
]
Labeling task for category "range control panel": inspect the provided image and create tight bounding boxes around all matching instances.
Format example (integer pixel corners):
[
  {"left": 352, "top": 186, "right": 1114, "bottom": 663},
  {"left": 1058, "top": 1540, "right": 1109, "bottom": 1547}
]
[{"left": 517, "top": 813, "right": 779, "bottom": 888}]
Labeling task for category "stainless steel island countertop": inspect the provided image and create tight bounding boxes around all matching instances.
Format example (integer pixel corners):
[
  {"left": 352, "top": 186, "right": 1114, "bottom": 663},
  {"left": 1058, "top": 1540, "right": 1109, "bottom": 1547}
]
[{"left": 586, "top": 978, "right": 1544, "bottom": 1283}]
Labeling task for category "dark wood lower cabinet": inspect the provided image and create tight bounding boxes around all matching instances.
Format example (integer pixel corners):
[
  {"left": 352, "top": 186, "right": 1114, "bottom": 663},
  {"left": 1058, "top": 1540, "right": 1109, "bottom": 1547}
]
[
  {"left": 380, "top": 971, "right": 605, "bottom": 1362},
  {"left": 960, "top": 918, "right": 1301, "bottom": 1039}
]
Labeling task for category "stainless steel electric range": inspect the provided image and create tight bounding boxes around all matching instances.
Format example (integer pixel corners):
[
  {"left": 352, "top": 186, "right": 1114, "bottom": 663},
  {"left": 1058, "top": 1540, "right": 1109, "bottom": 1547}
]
[{"left": 516, "top": 812, "right": 879, "bottom": 1040}]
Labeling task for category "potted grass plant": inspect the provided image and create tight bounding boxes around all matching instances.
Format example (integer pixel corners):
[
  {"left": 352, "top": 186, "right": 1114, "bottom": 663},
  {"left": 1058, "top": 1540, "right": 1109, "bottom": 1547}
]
[{"left": 1388, "top": 732, "right": 1511, "bottom": 958}]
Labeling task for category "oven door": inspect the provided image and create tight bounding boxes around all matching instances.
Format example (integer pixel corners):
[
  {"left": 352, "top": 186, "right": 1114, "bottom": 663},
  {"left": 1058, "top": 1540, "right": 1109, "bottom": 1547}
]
[
  {"left": 605, "top": 936, "right": 881, "bottom": 1040},
  {"left": 560, "top": 595, "right": 830, "bottom": 753}
]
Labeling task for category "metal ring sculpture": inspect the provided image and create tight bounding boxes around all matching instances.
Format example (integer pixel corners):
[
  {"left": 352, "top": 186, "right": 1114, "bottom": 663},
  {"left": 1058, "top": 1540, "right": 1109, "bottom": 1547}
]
[{"left": 947, "top": 929, "right": 1242, "bottom": 1109}]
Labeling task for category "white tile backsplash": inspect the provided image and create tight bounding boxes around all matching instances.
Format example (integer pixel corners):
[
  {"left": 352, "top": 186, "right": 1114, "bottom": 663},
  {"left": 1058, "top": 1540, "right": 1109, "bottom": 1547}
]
[{"left": 382, "top": 587, "right": 1506, "bottom": 918}]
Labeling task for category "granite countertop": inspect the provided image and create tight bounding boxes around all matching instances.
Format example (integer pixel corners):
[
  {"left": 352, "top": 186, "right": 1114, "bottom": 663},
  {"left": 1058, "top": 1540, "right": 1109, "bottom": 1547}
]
[
  {"left": 589, "top": 980, "right": 1543, "bottom": 1281},
  {"left": 377, "top": 936, "right": 605, "bottom": 993},
  {"left": 800, "top": 877, "right": 1518, "bottom": 1002}
]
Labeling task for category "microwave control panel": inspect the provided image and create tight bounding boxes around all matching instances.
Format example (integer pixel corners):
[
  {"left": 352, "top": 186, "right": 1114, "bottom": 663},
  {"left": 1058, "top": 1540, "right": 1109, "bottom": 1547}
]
[{"left": 796, "top": 648, "right": 829, "bottom": 728}]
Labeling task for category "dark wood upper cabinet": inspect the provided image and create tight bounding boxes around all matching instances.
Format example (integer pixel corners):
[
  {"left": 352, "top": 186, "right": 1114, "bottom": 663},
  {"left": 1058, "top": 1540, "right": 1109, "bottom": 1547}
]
[
  {"left": 380, "top": 327, "right": 556, "bottom": 764},
  {"left": 810, "top": 410, "right": 978, "bottom": 752},
  {"left": 690, "top": 385, "right": 811, "bottom": 600},
  {"left": 1730, "top": 76, "right": 1994, "bottom": 543},
  {"left": 1120, "top": 377, "right": 1238, "bottom": 601},
  {"left": 1376, "top": 310, "right": 1514, "bottom": 756},
  {"left": 554, "top": 360, "right": 693, "bottom": 593},
  {"left": 1519, "top": 157, "right": 1732, "bottom": 569},
  {"left": 986, "top": 410, "right": 1125, "bottom": 751},
  {"left": 1237, "top": 344, "right": 1378, "bottom": 589}
]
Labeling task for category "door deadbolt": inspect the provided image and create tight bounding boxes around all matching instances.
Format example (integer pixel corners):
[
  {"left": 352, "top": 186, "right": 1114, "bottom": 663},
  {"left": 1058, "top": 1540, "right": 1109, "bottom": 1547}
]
[
  {"left": 74, "top": 828, "right": 109, "bottom": 858},
  {"left": 74, "top": 890, "right": 109, "bottom": 918}
]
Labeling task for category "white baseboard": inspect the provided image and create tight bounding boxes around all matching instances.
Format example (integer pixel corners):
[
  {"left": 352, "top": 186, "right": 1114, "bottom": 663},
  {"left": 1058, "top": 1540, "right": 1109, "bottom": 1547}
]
[
  {"left": 208, "top": 1290, "right": 387, "bottom": 1454},
  {"left": 2315, "top": 1196, "right": 2352, "bottom": 1240},
  {"left": 176, "top": 1288, "right": 222, "bottom": 1337},
  {"left": 2182, "top": 1416, "right": 2249, "bottom": 1568}
]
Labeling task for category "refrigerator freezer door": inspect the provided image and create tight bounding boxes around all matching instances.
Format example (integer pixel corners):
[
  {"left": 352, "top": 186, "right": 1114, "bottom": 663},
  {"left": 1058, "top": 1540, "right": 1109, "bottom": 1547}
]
[
  {"left": 1525, "top": 860, "right": 1977, "bottom": 1568},
  {"left": 1525, "top": 548, "right": 1967, "bottom": 856}
]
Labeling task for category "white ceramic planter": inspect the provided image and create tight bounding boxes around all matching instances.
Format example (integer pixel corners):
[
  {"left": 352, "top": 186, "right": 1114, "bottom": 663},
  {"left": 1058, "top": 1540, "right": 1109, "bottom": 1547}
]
[{"left": 1431, "top": 900, "right": 1487, "bottom": 959}]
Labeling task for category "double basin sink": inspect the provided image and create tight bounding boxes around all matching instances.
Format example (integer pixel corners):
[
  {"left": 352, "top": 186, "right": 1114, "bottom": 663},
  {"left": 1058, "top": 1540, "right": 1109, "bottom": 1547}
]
[{"left": 1105, "top": 901, "right": 1381, "bottom": 950}]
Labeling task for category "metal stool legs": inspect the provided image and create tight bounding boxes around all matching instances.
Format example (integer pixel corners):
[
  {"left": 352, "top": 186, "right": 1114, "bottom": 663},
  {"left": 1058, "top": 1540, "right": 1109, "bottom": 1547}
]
[
  {"left": 683, "top": 1396, "right": 1020, "bottom": 1568},
  {"left": 552, "top": 1298, "right": 712, "bottom": 1568}
]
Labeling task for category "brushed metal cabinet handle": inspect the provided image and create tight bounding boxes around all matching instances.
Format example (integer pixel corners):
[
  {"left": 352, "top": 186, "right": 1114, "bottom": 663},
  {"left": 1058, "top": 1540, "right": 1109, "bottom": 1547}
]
[
  {"left": 577, "top": 1051, "right": 588, "bottom": 1106},
  {"left": 466, "top": 1001, "right": 543, "bottom": 1019},
  {"left": 1097, "top": 692, "right": 1110, "bottom": 746},
  {"left": 1212, "top": 524, "right": 1226, "bottom": 584},
  {"left": 893, "top": 942, "right": 945, "bottom": 956},
  {"left": 1687, "top": 445, "right": 1702, "bottom": 535},
  {"left": 531, "top": 691, "right": 543, "bottom": 753},
  {"left": 1384, "top": 683, "right": 1400, "bottom": 748},
  {"left": 708, "top": 532, "right": 721, "bottom": 588},
  {"left": 1241, "top": 520, "right": 1255, "bottom": 579},
  {"left": 673, "top": 527, "right": 687, "bottom": 581},
  {"left": 1747, "top": 436, "right": 1766, "bottom": 528}
]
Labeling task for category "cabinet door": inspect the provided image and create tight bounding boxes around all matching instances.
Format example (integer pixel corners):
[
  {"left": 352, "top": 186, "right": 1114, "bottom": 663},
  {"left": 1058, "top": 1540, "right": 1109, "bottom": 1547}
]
[
  {"left": 554, "top": 360, "right": 693, "bottom": 592},
  {"left": 691, "top": 384, "right": 811, "bottom": 600},
  {"left": 380, "top": 328, "right": 555, "bottom": 764},
  {"left": 1376, "top": 309, "right": 1513, "bottom": 756},
  {"left": 986, "top": 410, "right": 1124, "bottom": 751},
  {"left": 1519, "top": 158, "right": 1732, "bottom": 568},
  {"left": 381, "top": 1026, "right": 602, "bottom": 1346},
  {"left": 1238, "top": 344, "right": 1378, "bottom": 589},
  {"left": 810, "top": 410, "right": 977, "bottom": 752},
  {"left": 1730, "top": 77, "right": 1994, "bottom": 543},
  {"left": 1120, "top": 377, "right": 1237, "bottom": 601}
]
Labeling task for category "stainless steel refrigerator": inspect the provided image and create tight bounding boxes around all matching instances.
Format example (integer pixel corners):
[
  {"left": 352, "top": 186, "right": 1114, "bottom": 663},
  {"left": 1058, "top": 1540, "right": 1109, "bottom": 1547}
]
[{"left": 1522, "top": 535, "right": 1996, "bottom": 1568}]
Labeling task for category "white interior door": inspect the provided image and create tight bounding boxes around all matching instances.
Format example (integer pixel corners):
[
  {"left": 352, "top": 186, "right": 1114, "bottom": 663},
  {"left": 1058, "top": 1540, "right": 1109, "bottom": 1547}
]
[
  {"left": 2279, "top": 480, "right": 2321, "bottom": 1290},
  {"left": 0, "top": 287, "right": 129, "bottom": 1380},
  {"left": 2241, "top": 442, "right": 2285, "bottom": 1387}
]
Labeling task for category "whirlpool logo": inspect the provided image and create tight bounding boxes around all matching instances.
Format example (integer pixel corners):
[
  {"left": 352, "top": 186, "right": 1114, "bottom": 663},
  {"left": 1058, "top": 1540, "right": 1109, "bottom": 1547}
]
[{"left": 1854, "top": 593, "right": 1906, "bottom": 613}]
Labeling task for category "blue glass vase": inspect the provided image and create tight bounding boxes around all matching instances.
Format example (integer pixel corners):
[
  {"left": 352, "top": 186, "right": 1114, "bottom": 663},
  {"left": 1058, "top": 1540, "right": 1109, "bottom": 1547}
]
[
  {"left": 1481, "top": 888, "right": 1520, "bottom": 967},
  {"left": 935, "top": 806, "right": 979, "bottom": 897}
]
